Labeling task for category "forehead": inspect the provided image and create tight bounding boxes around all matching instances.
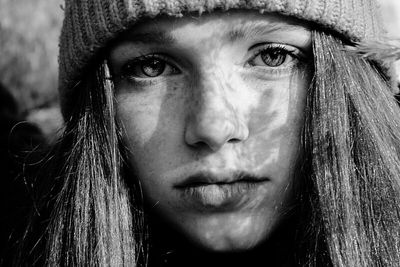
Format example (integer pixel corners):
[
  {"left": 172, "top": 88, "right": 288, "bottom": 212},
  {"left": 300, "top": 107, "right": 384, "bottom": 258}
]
[{"left": 115, "top": 11, "right": 312, "bottom": 48}]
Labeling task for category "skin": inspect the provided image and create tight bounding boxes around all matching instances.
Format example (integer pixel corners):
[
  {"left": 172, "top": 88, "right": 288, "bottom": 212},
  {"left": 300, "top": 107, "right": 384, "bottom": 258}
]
[{"left": 109, "top": 11, "right": 312, "bottom": 253}]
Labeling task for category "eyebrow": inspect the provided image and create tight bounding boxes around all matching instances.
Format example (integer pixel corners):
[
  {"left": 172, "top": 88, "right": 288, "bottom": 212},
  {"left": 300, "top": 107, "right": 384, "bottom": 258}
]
[
  {"left": 117, "top": 21, "right": 308, "bottom": 46},
  {"left": 118, "top": 31, "right": 176, "bottom": 45},
  {"left": 227, "top": 22, "right": 309, "bottom": 43}
]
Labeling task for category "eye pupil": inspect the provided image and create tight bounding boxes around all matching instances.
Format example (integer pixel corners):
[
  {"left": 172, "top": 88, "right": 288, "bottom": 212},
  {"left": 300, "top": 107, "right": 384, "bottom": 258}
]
[
  {"left": 141, "top": 59, "right": 166, "bottom": 77},
  {"left": 261, "top": 50, "right": 287, "bottom": 67}
]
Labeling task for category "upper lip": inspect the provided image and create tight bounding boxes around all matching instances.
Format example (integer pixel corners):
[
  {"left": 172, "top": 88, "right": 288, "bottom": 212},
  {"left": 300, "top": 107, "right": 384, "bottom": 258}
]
[{"left": 175, "top": 171, "right": 269, "bottom": 188}]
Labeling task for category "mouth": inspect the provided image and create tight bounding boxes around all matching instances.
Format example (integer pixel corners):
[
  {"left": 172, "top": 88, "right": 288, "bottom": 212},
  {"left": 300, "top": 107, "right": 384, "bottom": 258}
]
[{"left": 174, "top": 171, "right": 269, "bottom": 211}]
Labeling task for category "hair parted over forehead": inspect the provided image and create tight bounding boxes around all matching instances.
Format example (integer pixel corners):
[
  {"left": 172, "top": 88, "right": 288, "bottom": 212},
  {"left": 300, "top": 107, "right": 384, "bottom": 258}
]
[{"left": 58, "top": 0, "right": 391, "bottom": 119}]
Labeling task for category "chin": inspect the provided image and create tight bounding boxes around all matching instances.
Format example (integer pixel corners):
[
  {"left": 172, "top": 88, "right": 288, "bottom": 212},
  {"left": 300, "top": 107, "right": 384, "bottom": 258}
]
[
  {"left": 179, "top": 212, "right": 275, "bottom": 253},
  {"left": 194, "top": 237, "right": 262, "bottom": 253}
]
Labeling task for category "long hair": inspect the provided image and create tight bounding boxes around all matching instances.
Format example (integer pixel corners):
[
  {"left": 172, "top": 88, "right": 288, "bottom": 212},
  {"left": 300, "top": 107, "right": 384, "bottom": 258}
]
[
  {"left": 19, "top": 62, "right": 148, "bottom": 266},
  {"left": 295, "top": 31, "right": 400, "bottom": 266},
  {"left": 20, "top": 30, "right": 400, "bottom": 266}
]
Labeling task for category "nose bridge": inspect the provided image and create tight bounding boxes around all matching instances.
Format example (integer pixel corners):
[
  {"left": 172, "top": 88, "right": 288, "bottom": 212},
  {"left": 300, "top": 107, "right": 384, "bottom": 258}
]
[
  {"left": 199, "top": 72, "right": 234, "bottom": 119},
  {"left": 185, "top": 69, "right": 249, "bottom": 151}
]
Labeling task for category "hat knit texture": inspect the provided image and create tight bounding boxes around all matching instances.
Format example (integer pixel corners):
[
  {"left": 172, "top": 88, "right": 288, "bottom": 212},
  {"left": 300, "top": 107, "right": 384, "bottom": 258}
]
[{"left": 59, "top": 0, "right": 384, "bottom": 117}]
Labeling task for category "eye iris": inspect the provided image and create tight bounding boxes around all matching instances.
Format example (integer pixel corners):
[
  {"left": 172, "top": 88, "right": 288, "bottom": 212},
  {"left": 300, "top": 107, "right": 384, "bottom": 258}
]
[
  {"left": 141, "top": 59, "right": 166, "bottom": 77},
  {"left": 261, "top": 50, "right": 287, "bottom": 67}
]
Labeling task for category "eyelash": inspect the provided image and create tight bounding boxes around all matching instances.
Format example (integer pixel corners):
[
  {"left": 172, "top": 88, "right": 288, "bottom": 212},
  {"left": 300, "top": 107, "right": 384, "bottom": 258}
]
[
  {"left": 119, "top": 53, "right": 180, "bottom": 84},
  {"left": 116, "top": 44, "right": 305, "bottom": 85},
  {"left": 247, "top": 43, "right": 303, "bottom": 72}
]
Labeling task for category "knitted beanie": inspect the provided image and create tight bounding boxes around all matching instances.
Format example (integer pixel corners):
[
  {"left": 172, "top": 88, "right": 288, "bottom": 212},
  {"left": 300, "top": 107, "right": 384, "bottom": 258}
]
[{"left": 58, "top": 0, "right": 390, "bottom": 117}]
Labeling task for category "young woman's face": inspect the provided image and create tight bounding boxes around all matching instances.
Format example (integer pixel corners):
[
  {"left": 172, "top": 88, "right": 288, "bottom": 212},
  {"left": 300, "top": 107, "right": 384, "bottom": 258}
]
[{"left": 110, "top": 12, "right": 311, "bottom": 252}]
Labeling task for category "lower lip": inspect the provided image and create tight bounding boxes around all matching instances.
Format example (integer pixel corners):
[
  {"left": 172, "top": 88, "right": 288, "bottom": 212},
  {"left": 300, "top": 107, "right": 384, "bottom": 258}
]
[{"left": 178, "top": 181, "right": 267, "bottom": 211}]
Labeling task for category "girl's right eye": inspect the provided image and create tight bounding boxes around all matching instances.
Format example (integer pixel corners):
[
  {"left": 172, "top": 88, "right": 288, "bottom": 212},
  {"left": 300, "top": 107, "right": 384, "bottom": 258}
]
[{"left": 121, "top": 55, "right": 181, "bottom": 79}]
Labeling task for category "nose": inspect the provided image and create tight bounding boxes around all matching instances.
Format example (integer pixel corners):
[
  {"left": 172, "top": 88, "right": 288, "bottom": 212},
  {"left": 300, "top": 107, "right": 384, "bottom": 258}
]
[{"left": 184, "top": 78, "right": 249, "bottom": 151}]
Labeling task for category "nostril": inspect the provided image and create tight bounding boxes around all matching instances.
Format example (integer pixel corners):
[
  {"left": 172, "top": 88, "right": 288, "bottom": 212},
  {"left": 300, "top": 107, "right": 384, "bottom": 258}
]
[
  {"left": 186, "top": 136, "right": 243, "bottom": 152},
  {"left": 184, "top": 111, "right": 249, "bottom": 151},
  {"left": 189, "top": 140, "right": 211, "bottom": 150},
  {"left": 228, "top": 138, "right": 241, "bottom": 143}
]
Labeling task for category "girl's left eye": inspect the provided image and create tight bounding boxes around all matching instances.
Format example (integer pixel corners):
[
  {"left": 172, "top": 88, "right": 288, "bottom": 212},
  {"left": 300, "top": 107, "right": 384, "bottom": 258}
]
[
  {"left": 248, "top": 44, "right": 301, "bottom": 68},
  {"left": 121, "top": 55, "right": 180, "bottom": 79}
]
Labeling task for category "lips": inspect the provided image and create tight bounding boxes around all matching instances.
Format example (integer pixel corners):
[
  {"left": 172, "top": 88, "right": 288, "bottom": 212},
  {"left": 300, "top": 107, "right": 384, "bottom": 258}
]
[{"left": 175, "top": 172, "right": 269, "bottom": 211}]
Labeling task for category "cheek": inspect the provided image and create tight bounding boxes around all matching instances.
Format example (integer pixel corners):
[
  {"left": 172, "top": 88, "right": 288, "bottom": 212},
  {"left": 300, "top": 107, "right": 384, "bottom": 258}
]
[
  {"left": 116, "top": 82, "right": 188, "bottom": 180},
  {"left": 240, "top": 74, "right": 308, "bottom": 176},
  {"left": 117, "top": 90, "right": 164, "bottom": 146}
]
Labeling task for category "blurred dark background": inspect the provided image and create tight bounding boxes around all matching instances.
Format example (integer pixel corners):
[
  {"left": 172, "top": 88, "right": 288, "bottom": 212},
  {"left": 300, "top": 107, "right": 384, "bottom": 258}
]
[
  {"left": 0, "top": 0, "right": 63, "bottom": 139},
  {"left": 0, "top": 0, "right": 63, "bottom": 264}
]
